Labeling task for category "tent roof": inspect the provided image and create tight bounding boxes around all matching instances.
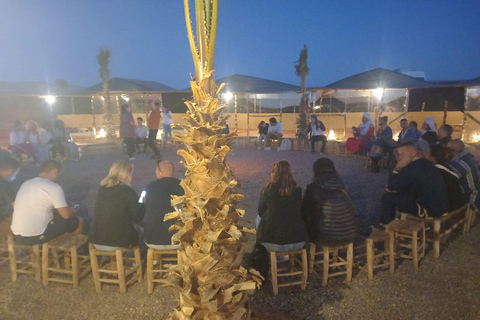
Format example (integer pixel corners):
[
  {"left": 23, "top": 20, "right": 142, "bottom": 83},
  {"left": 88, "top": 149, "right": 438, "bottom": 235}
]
[
  {"left": 0, "top": 81, "right": 85, "bottom": 95},
  {"left": 216, "top": 74, "right": 300, "bottom": 93},
  {"left": 83, "top": 77, "right": 176, "bottom": 94},
  {"left": 324, "top": 68, "right": 432, "bottom": 89}
]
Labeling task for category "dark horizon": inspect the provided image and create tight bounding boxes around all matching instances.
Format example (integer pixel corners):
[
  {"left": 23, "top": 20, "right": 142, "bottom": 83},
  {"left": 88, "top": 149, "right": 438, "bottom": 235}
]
[{"left": 1, "top": 1, "right": 480, "bottom": 89}]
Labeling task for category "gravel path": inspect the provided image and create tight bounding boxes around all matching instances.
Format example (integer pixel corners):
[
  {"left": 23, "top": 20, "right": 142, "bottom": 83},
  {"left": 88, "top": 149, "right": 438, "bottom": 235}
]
[{"left": 1, "top": 146, "right": 479, "bottom": 320}]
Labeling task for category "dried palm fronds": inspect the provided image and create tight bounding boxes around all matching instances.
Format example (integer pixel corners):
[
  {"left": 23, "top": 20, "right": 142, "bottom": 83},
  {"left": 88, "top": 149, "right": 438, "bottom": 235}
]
[{"left": 164, "top": 1, "right": 262, "bottom": 319}]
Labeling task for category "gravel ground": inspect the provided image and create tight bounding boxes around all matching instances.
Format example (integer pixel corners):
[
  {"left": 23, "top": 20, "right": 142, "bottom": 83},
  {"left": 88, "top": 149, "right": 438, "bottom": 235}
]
[{"left": 1, "top": 145, "right": 479, "bottom": 320}]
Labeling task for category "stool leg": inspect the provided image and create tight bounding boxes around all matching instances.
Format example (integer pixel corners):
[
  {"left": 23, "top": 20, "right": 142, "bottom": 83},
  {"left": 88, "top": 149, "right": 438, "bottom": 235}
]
[
  {"left": 147, "top": 248, "right": 154, "bottom": 294},
  {"left": 322, "top": 247, "right": 329, "bottom": 287},
  {"left": 42, "top": 243, "right": 49, "bottom": 286},
  {"left": 52, "top": 249, "right": 60, "bottom": 268},
  {"left": 71, "top": 247, "right": 79, "bottom": 288},
  {"left": 388, "top": 234, "right": 395, "bottom": 273},
  {"left": 89, "top": 245, "right": 101, "bottom": 292},
  {"left": 412, "top": 231, "right": 418, "bottom": 270},
  {"left": 366, "top": 239, "right": 374, "bottom": 280},
  {"left": 134, "top": 247, "right": 142, "bottom": 282},
  {"left": 433, "top": 220, "right": 440, "bottom": 258},
  {"left": 270, "top": 252, "right": 278, "bottom": 296},
  {"left": 346, "top": 243, "right": 353, "bottom": 282},
  {"left": 116, "top": 250, "right": 126, "bottom": 294},
  {"left": 309, "top": 244, "right": 316, "bottom": 274},
  {"left": 32, "top": 245, "right": 41, "bottom": 283},
  {"left": 288, "top": 254, "right": 295, "bottom": 272},
  {"left": 7, "top": 236, "right": 17, "bottom": 282},
  {"left": 301, "top": 249, "right": 308, "bottom": 290}
]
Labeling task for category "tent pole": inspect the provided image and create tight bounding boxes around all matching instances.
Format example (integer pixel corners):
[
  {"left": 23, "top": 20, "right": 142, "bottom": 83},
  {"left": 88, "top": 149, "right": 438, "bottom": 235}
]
[
  {"left": 246, "top": 94, "right": 250, "bottom": 138},
  {"left": 71, "top": 96, "right": 75, "bottom": 114},
  {"left": 443, "top": 100, "right": 448, "bottom": 125},
  {"left": 234, "top": 94, "right": 238, "bottom": 134},
  {"left": 344, "top": 93, "right": 347, "bottom": 138},
  {"left": 254, "top": 95, "right": 257, "bottom": 113},
  {"left": 280, "top": 95, "right": 283, "bottom": 123},
  {"left": 91, "top": 96, "right": 96, "bottom": 135},
  {"left": 404, "top": 89, "right": 409, "bottom": 119},
  {"left": 461, "top": 87, "right": 468, "bottom": 140}
]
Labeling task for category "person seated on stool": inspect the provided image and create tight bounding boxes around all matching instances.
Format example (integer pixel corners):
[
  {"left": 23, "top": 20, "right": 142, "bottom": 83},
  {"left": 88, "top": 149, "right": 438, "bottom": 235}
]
[
  {"left": 380, "top": 143, "right": 448, "bottom": 225},
  {"left": 257, "top": 121, "right": 269, "bottom": 150},
  {"left": 0, "top": 158, "right": 20, "bottom": 235},
  {"left": 10, "top": 160, "right": 83, "bottom": 245},
  {"left": 256, "top": 161, "right": 309, "bottom": 251},
  {"left": 364, "top": 116, "right": 392, "bottom": 156},
  {"left": 437, "top": 124, "right": 453, "bottom": 147},
  {"left": 345, "top": 112, "right": 374, "bottom": 154},
  {"left": 307, "top": 115, "right": 326, "bottom": 153},
  {"left": 142, "top": 160, "right": 184, "bottom": 250},
  {"left": 90, "top": 161, "right": 145, "bottom": 251},
  {"left": 265, "top": 117, "right": 283, "bottom": 151},
  {"left": 134, "top": 117, "right": 148, "bottom": 153},
  {"left": 302, "top": 158, "right": 360, "bottom": 246}
]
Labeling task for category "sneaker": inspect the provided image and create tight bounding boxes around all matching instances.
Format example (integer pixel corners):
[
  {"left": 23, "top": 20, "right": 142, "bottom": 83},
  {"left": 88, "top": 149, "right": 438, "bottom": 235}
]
[
  {"left": 128, "top": 157, "right": 136, "bottom": 161},
  {"left": 265, "top": 147, "right": 271, "bottom": 151}
]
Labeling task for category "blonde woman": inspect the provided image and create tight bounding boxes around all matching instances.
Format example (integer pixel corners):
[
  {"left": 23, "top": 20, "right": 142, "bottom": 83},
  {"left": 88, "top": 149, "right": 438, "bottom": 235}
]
[{"left": 89, "top": 161, "right": 145, "bottom": 251}]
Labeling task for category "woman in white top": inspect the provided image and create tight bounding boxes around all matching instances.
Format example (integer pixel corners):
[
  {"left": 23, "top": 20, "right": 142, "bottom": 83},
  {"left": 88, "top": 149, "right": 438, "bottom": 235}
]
[
  {"left": 307, "top": 115, "right": 327, "bottom": 153},
  {"left": 9, "top": 120, "right": 38, "bottom": 164},
  {"left": 161, "top": 106, "right": 173, "bottom": 140}
]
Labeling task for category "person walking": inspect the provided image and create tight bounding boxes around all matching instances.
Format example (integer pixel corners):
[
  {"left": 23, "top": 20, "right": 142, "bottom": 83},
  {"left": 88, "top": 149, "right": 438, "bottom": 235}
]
[
  {"left": 147, "top": 101, "right": 161, "bottom": 159},
  {"left": 120, "top": 104, "right": 136, "bottom": 161}
]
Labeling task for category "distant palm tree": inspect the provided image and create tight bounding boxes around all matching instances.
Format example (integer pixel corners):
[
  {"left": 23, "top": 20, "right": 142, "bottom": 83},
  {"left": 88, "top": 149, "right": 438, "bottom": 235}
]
[
  {"left": 97, "top": 48, "right": 115, "bottom": 137},
  {"left": 295, "top": 44, "right": 310, "bottom": 138}
]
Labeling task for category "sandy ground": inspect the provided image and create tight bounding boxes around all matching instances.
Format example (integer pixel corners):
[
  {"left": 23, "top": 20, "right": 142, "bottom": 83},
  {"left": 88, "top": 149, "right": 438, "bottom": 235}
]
[{"left": 1, "top": 146, "right": 479, "bottom": 320}]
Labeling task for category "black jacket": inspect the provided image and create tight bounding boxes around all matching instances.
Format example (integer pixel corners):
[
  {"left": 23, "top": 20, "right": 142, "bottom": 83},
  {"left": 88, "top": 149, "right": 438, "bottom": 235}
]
[
  {"left": 90, "top": 185, "right": 145, "bottom": 248},
  {"left": 307, "top": 121, "right": 326, "bottom": 138},
  {"left": 301, "top": 173, "right": 360, "bottom": 246},
  {"left": 257, "top": 184, "right": 309, "bottom": 245},
  {"left": 143, "top": 177, "right": 184, "bottom": 245},
  {"left": 435, "top": 164, "right": 466, "bottom": 212},
  {"left": 388, "top": 158, "right": 448, "bottom": 217}
]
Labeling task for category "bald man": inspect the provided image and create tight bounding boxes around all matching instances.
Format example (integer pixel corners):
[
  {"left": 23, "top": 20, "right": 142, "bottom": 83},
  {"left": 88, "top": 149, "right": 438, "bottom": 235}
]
[
  {"left": 142, "top": 160, "right": 184, "bottom": 249},
  {"left": 448, "top": 139, "right": 480, "bottom": 210},
  {"left": 380, "top": 143, "right": 448, "bottom": 225}
]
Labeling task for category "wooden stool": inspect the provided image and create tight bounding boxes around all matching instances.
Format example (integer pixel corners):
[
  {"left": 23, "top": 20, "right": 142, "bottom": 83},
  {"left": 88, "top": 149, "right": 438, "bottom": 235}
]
[
  {"left": 89, "top": 244, "right": 142, "bottom": 293},
  {"left": 269, "top": 249, "right": 308, "bottom": 296},
  {"left": 355, "top": 228, "right": 395, "bottom": 280},
  {"left": 7, "top": 235, "right": 41, "bottom": 282},
  {"left": 309, "top": 243, "right": 353, "bottom": 286},
  {"left": 326, "top": 141, "right": 336, "bottom": 153},
  {"left": 386, "top": 219, "right": 425, "bottom": 269},
  {"left": 0, "top": 215, "right": 13, "bottom": 266},
  {"left": 400, "top": 204, "right": 470, "bottom": 258},
  {"left": 146, "top": 248, "right": 178, "bottom": 293},
  {"left": 42, "top": 234, "right": 91, "bottom": 287}
]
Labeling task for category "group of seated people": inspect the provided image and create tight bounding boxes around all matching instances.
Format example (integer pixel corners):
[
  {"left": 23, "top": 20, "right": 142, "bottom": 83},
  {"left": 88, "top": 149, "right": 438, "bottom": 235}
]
[
  {"left": 0, "top": 157, "right": 183, "bottom": 255},
  {"left": 6, "top": 119, "right": 79, "bottom": 165}
]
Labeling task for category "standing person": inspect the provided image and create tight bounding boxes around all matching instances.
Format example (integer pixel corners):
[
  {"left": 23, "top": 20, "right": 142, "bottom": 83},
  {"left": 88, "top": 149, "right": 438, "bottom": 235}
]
[
  {"left": 307, "top": 115, "right": 326, "bottom": 153},
  {"left": 134, "top": 117, "right": 148, "bottom": 153},
  {"left": 120, "top": 104, "right": 136, "bottom": 161},
  {"left": 257, "top": 121, "right": 269, "bottom": 150},
  {"left": 89, "top": 161, "right": 145, "bottom": 250},
  {"left": 301, "top": 158, "right": 360, "bottom": 246},
  {"left": 448, "top": 139, "right": 480, "bottom": 210},
  {"left": 147, "top": 101, "right": 161, "bottom": 159},
  {"left": 256, "top": 161, "right": 308, "bottom": 251},
  {"left": 380, "top": 143, "right": 448, "bottom": 225},
  {"left": 345, "top": 112, "right": 374, "bottom": 154},
  {"left": 142, "top": 160, "right": 184, "bottom": 249},
  {"left": 10, "top": 160, "right": 83, "bottom": 245},
  {"left": 161, "top": 106, "right": 173, "bottom": 141},
  {"left": 437, "top": 124, "right": 453, "bottom": 147},
  {"left": 9, "top": 120, "right": 37, "bottom": 164},
  {"left": 265, "top": 117, "right": 283, "bottom": 151}
]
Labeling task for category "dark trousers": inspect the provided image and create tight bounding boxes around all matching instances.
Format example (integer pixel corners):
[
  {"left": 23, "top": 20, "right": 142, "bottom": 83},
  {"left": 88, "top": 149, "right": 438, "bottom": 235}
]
[
  {"left": 123, "top": 138, "right": 135, "bottom": 158},
  {"left": 14, "top": 216, "right": 80, "bottom": 245},
  {"left": 147, "top": 129, "right": 160, "bottom": 156},
  {"left": 51, "top": 142, "right": 65, "bottom": 158},
  {"left": 311, "top": 135, "right": 326, "bottom": 152},
  {"left": 380, "top": 192, "right": 419, "bottom": 225}
]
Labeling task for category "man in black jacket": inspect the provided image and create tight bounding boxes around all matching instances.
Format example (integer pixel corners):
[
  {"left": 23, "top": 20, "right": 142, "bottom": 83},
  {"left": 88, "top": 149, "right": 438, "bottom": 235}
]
[
  {"left": 142, "top": 160, "right": 184, "bottom": 249},
  {"left": 380, "top": 143, "right": 448, "bottom": 225}
]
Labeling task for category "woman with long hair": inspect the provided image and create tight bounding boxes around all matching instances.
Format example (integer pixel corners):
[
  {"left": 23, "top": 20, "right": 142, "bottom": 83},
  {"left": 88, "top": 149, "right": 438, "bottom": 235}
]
[
  {"left": 307, "top": 114, "right": 327, "bottom": 153},
  {"left": 256, "top": 160, "right": 308, "bottom": 251},
  {"left": 120, "top": 104, "right": 136, "bottom": 161},
  {"left": 89, "top": 161, "right": 145, "bottom": 251},
  {"left": 302, "top": 158, "right": 360, "bottom": 246}
]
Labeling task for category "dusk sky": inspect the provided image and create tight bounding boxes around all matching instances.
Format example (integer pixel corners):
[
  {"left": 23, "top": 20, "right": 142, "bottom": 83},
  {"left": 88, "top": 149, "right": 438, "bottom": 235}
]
[{"left": 1, "top": 1, "right": 480, "bottom": 89}]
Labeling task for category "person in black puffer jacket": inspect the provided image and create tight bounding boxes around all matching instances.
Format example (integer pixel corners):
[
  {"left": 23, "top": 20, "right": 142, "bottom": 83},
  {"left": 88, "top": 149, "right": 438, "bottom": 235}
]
[{"left": 301, "top": 158, "right": 360, "bottom": 246}]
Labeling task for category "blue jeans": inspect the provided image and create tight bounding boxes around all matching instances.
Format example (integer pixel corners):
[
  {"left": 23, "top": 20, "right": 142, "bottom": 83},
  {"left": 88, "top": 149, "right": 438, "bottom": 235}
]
[
  {"left": 163, "top": 124, "right": 172, "bottom": 140},
  {"left": 261, "top": 242, "right": 306, "bottom": 252},
  {"left": 258, "top": 134, "right": 267, "bottom": 146}
]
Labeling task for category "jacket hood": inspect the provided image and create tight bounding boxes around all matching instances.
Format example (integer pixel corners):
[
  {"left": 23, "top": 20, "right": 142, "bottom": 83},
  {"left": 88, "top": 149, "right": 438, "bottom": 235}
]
[{"left": 313, "top": 172, "right": 345, "bottom": 190}]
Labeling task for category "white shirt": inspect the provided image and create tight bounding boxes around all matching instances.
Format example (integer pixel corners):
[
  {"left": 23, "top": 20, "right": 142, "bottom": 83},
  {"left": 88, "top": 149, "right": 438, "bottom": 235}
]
[
  {"left": 135, "top": 125, "right": 148, "bottom": 138},
  {"left": 39, "top": 129, "right": 53, "bottom": 145},
  {"left": 267, "top": 122, "right": 283, "bottom": 134},
  {"left": 10, "top": 131, "right": 25, "bottom": 145},
  {"left": 311, "top": 123, "right": 324, "bottom": 136},
  {"left": 28, "top": 132, "right": 39, "bottom": 144},
  {"left": 162, "top": 111, "right": 173, "bottom": 125},
  {"left": 11, "top": 177, "right": 68, "bottom": 237}
]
